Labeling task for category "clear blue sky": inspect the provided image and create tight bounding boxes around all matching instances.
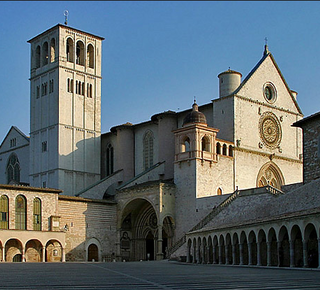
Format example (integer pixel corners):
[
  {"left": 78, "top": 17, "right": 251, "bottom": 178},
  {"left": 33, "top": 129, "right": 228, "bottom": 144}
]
[{"left": 0, "top": 1, "right": 319, "bottom": 141}]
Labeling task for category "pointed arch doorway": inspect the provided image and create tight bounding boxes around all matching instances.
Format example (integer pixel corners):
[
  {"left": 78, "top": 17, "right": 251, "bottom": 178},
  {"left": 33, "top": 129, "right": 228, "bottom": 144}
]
[{"left": 257, "top": 162, "right": 284, "bottom": 189}]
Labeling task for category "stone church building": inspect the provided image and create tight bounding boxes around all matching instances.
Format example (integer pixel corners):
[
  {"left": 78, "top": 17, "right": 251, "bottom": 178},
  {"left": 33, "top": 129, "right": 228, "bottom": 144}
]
[{"left": 1, "top": 23, "right": 318, "bottom": 267}]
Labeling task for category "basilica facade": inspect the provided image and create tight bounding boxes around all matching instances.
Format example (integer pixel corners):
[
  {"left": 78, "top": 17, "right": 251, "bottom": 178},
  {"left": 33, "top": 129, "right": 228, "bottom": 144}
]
[{"left": 1, "top": 23, "right": 316, "bottom": 265}]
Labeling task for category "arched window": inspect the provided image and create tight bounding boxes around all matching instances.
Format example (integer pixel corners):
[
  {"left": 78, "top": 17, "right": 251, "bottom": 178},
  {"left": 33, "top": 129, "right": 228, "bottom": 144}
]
[
  {"left": 87, "top": 44, "right": 94, "bottom": 68},
  {"left": 222, "top": 144, "right": 227, "bottom": 155},
  {"left": 15, "top": 195, "right": 26, "bottom": 230},
  {"left": 42, "top": 42, "right": 49, "bottom": 66},
  {"left": 76, "top": 41, "right": 84, "bottom": 65},
  {"left": 106, "top": 144, "right": 114, "bottom": 176},
  {"left": 143, "top": 131, "right": 154, "bottom": 170},
  {"left": 229, "top": 145, "right": 233, "bottom": 157},
  {"left": 6, "top": 154, "right": 20, "bottom": 184},
  {"left": 0, "top": 195, "right": 9, "bottom": 229},
  {"left": 217, "top": 188, "right": 222, "bottom": 196},
  {"left": 67, "top": 78, "right": 70, "bottom": 92},
  {"left": 201, "top": 136, "right": 210, "bottom": 152},
  {"left": 50, "top": 38, "right": 56, "bottom": 63},
  {"left": 35, "top": 45, "right": 41, "bottom": 68},
  {"left": 82, "top": 82, "right": 85, "bottom": 96},
  {"left": 216, "top": 142, "right": 221, "bottom": 154},
  {"left": 181, "top": 136, "right": 190, "bottom": 153},
  {"left": 33, "top": 198, "right": 41, "bottom": 231},
  {"left": 66, "top": 38, "right": 74, "bottom": 62}
]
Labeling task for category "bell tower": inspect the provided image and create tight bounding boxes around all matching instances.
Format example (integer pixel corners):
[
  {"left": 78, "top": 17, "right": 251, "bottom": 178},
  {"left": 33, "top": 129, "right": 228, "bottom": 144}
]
[{"left": 28, "top": 24, "right": 104, "bottom": 195}]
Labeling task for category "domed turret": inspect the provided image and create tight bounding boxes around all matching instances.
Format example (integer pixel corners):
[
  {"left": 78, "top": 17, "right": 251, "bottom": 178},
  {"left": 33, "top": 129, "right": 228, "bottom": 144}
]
[{"left": 182, "top": 102, "right": 207, "bottom": 126}]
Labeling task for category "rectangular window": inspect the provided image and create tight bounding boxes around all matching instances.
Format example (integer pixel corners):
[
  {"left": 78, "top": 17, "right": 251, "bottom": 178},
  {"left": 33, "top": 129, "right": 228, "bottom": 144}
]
[
  {"left": 36, "top": 86, "right": 40, "bottom": 98},
  {"left": 42, "top": 141, "right": 47, "bottom": 152},
  {"left": 42, "top": 181, "right": 46, "bottom": 188}
]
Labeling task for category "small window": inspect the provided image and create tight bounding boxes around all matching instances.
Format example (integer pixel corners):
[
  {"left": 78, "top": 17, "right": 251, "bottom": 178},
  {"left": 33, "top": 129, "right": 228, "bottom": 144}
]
[
  {"left": 229, "top": 145, "right": 233, "bottom": 157},
  {"left": 143, "top": 131, "right": 154, "bottom": 170},
  {"left": 106, "top": 144, "right": 114, "bottom": 176},
  {"left": 216, "top": 143, "right": 221, "bottom": 154},
  {"left": 0, "top": 195, "right": 9, "bottom": 229},
  {"left": 10, "top": 138, "right": 16, "bottom": 148},
  {"left": 35, "top": 45, "right": 41, "bottom": 68},
  {"left": 6, "top": 154, "right": 20, "bottom": 184},
  {"left": 33, "top": 198, "right": 41, "bottom": 231},
  {"left": 42, "top": 42, "right": 49, "bottom": 66},
  {"left": 87, "top": 44, "right": 94, "bottom": 68},
  {"left": 217, "top": 188, "right": 222, "bottom": 196},
  {"left": 201, "top": 136, "right": 210, "bottom": 152},
  {"left": 76, "top": 41, "right": 85, "bottom": 66},
  {"left": 66, "top": 38, "right": 74, "bottom": 63},
  {"left": 42, "top": 181, "right": 46, "bottom": 188},
  {"left": 222, "top": 144, "right": 227, "bottom": 155},
  {"left": 36, "top": 86, "right": 40, "bottom": 98},
  {"left": 15, "top": 195, "right": 26, "bottom": 230},
  {"left": 42, "top": 141, "right": 47, "bottom": 152}
]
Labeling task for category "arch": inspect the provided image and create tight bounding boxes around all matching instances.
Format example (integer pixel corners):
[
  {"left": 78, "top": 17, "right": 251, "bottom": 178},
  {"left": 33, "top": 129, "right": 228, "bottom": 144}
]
[
  {"left": 240, "top": 231, "right": 248, "bottom": 265},
  {"left": 228, "top": 145, "right": 233, "bottom": 157},
  {"left": 143, "top": 130, "right": 154, "bottom": 170},
  {"left": 0, "top": 195, "right": 9, "bottom": 229},
  {"left": 50, "top": 38, "right": 56, "bottom": 62},
  {"left": 15, "top": 195, "right": 26, "bottom": 230},
  {"left": 6, "top": 153, "right": 20, "bottom": 184},
  {"left": 120, "top": 198, "right": 158, "bottom": 261},
  {"left": 201, "top": 135, "right": 211, "bottom": 152},
  {"left": 222, "top": 144, "right": 227, "bottom": 155},
  {"left": 258, "top": 229, "right": 267, "bottom": 266},
  {"left": 5, "top": 239, "right": 23, "bottom": 262},
  {"left": 46, "top": 240, "right": 63, "bottom": 262},
  {"left": 181, "top": 136, "right": 190, "bottom": 153},
  {"left": 197, "top": 237, "right": 202, "bottom": 264},
  {"left": 87, "top": 44, "right": 94, "bottom": 68},
  {"left": 86, "top": 238, "right": 101, "bottom": 262},
  {"left": 33, "top": 198, "right": 41, "bottom": 231},
  {"left": 225, "top": 233, "right": 232, "bottom": 264},
  {"left": 217, "top": 188, "right": 222, "bottom": 196},
  {"left": 193, "top": 238, "right": 197, "bottom": 263},
  {"left": 278, "top": 226, "right": 290, "bottom": 267},
  {"left": 35, "top": 45, "right": 41, "bottom": 68},
  {"left": 213, "top": 235, "right": 219, "bottom": 264},
  {"left": 42, "top": 41, "right": 48, "bottom": 66},
  {"left": 66, "top": 38, "right": 74, "bottom": 62},
  {"left": 232, "top": 232, "right": 240, "bottom": 265},
  {"left": 76, "top": 40, "right": 85, "bottom": 65},
  {"left": 268, "top": 227, "right": 278, "bottom": 266},
  {"left": 257, "top": 162, "right": 285, "bottom": 190},
  {"left": 216, "top": 142, "right": 221, "bottom": 154},
  {"left": 208, "top": 236, "right": 213, "bottom": 264},
  {"left": 304, "top": 223, "right": 318, "bottom": 268},
  {"left": 219, "top": 234, "right": 225, "bottom": 264},
  {"left": 291, "top": 225, "right": 303, "bottom": 267},
  {"left": 187, "top": 238, "right": 192, "bottom": 263},
  {"left": 248, "top": 230, "right": 257, "bottom": 265},
  {"left": 202, "top": 237, "right": 207, "bottom": 264},
  {"left": 106, "top": 143, "right": 114, "bottom": 176},
  {"left": 25, "top": 239, "right": 42, "bottom": 262}
]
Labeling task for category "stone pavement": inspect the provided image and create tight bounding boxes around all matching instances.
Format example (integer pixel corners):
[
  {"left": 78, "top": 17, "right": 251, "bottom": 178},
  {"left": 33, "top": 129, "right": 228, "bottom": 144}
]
[{"left": 1, "top": 260, "right": 320, "bottom": 289}]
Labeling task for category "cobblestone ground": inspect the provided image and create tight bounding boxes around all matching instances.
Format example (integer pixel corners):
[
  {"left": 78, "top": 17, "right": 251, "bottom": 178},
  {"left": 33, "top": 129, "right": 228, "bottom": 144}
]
[{"left": 1, "top": 261, "right": 320, "bottom": 289}]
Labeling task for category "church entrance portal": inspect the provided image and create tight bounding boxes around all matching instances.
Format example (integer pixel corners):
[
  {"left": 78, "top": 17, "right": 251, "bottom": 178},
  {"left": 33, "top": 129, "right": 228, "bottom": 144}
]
[
  {"left": 88, "top": 244, "right": 99, "bottom": 262},
  {"left": 120, "top": 198, "right": 174, "bottom": 261}
]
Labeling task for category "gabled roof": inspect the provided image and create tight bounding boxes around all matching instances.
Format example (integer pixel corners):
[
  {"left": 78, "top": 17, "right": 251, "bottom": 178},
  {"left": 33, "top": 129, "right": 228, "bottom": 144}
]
[
  {"left": 292, "top": 111, "right": 320, "bottom": 128},
  {"left": 233, "top": 46, "right": 302, "bottom": 115},
  {"left": 0, "top": 126, "right": 29, "bottom": 150}
]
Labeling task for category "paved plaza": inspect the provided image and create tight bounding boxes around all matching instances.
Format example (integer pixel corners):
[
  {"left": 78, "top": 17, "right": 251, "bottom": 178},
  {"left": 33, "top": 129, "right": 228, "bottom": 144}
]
[{"left": 1, "top": 261, "right": 320, "bottom": 289}]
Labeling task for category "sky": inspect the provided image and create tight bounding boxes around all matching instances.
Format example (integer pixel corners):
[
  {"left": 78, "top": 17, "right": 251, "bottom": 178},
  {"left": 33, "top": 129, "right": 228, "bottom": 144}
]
[{"left": 0, "top": 1, "right": 320, "bottom": 142}]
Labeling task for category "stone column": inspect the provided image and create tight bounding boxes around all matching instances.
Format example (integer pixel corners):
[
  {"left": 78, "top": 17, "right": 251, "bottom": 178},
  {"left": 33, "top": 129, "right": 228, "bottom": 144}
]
[
  {"left": 232, "top": 244, "right": 236, "bottom": 265},
  {"left": 225, "top": 246, "right": 229, "bottom": 265},
  {"left": 303, "top": 240, "right": 308, "bottom": 268},
  {"left": 22, "top": 246, "right": 25, "bottom": 262},
  {"left": 239, "top": 244, "right": 243, "bottom": 265},
  {"left": 42, "top": 246, "right": 46, "bottom": 262},
  {"left": 267, "top": 242, "right": 271, "bottom": 266},
  {"left": 213, "top": 245, "right": 217, "bottom": 264},
  {"left": 156, "top": 225, "right": 163, "bottom": 260},
  {"left": 277, "top": 241, "right": 281, "bottom": 267},
  {"left": 62, "top": 247, "right": 66, "bottom": 262},
  {"left": 257, "top": 242, "right": 261, "bottom": 266},
  {"left": 289, "top": 240, "right": 295, "bottom": 267},
  {"left": 218, "top": 245, "right": 222, "bottom": 264},
  {"left": 2, "top": 247, "right": 5, "bottom": 262},
  {"left": 248, "top": 242, "right": 252, "bottom": 265},
  {"left": 186, "top": 245, "right": 190, "bottom": 263}
]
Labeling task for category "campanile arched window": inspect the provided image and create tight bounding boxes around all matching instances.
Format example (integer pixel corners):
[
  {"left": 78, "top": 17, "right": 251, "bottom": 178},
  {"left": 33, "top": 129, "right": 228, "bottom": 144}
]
[
  {"left": 15, "top": 195, "right": 26, "bottom": 230},
  {"left": 50, "top": 38, "right": 56, "bottom": 63},
  {"left": 6, "top": 153, "right": 20, "bottom": 184},
  {"left": 66, "top": 38, "right": 74, "bottom": 62},
  {"left": 76, "top": 41, "right": 85, "bottom": 65},
  {"left": 87, "top": 44, "right": 94, "bottom": 68},
  {"left": 35, "top": 45, "right": 41, "bottom": 68},
  {"left": 42, "top": 41, "right": 49, "bottom": 66},
  {"left": 143, "top": 131, "right": 154, "bottom": 170}
]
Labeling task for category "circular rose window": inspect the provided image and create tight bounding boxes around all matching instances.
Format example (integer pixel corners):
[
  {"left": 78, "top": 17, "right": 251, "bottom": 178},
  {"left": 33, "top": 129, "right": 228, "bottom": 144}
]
[
  {"left": 263, "top": 82, "right": 277, "bottom": 103},
  {"left": 259, "top": 112, "right": 282, "bottom": 149}
]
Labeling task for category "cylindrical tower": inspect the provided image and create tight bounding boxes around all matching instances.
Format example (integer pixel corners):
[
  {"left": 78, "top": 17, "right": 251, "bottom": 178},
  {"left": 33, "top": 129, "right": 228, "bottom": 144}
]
[{"left": 218, "top": 69, "right": 242, "bottom": 98}]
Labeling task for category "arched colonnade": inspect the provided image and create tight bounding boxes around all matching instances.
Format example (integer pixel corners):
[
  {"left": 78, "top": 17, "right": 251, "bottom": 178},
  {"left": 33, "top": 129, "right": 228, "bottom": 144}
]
[{"left": 187, "top": 221, "right": 320, "bottom": 268}]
